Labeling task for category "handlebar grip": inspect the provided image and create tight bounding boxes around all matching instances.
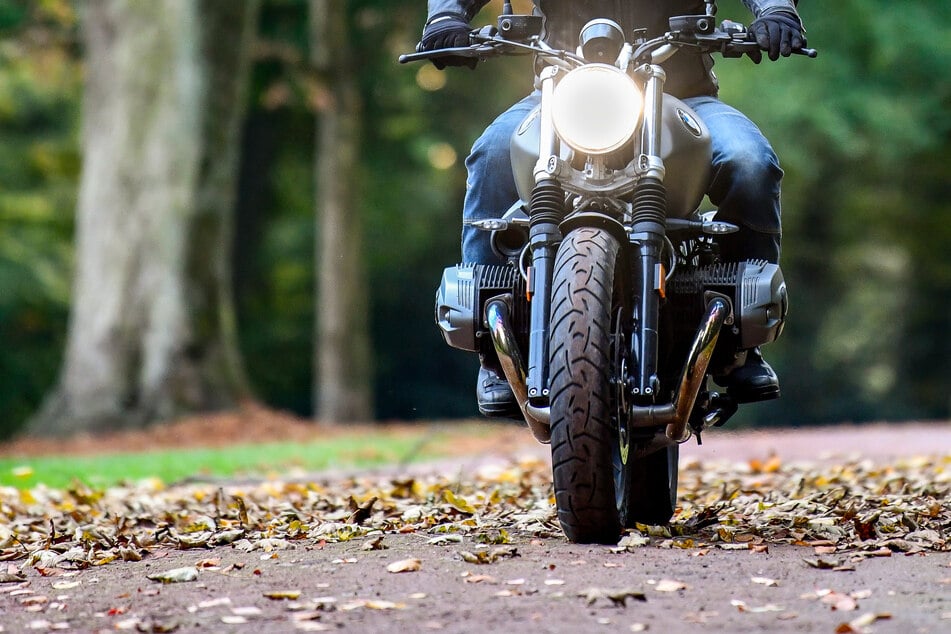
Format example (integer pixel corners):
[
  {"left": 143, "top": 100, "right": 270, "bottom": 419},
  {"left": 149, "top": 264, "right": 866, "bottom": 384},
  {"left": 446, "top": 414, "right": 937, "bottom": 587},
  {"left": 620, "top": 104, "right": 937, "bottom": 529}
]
[{"left": 796, "top": 47, "right": 818, "bottom": 58}]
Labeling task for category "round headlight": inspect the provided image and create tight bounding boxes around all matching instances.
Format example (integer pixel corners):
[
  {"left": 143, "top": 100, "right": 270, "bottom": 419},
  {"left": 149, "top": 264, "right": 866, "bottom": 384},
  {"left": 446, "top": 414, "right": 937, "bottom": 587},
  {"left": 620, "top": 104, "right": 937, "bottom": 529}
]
[{"left": 551, "top": 64, "right": 642, "bottom": 156}]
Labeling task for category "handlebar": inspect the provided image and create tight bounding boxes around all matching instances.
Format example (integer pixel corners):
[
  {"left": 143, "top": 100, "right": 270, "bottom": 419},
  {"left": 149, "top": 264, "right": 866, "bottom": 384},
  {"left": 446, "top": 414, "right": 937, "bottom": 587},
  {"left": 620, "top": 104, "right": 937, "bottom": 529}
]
[{"left": 400, "top": 18, "right": 816, "bottom": 65}]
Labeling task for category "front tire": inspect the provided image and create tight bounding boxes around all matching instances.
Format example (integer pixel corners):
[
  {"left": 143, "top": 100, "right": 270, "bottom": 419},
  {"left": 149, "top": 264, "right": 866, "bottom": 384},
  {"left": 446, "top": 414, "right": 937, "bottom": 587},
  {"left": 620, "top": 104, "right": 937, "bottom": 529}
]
[{"left": 549, "top": 228, "right": 678, "bottom": 544}]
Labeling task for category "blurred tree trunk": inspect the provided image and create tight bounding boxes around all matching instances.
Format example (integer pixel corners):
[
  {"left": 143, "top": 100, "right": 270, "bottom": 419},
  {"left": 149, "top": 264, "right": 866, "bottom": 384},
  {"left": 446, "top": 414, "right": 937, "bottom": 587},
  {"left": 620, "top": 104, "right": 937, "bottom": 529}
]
[
  {"left": 28, "top": 0, "right": 260, "bottom": 435},
  {"left": 310, "top": 1, "right": 374, "bottom": 424}
]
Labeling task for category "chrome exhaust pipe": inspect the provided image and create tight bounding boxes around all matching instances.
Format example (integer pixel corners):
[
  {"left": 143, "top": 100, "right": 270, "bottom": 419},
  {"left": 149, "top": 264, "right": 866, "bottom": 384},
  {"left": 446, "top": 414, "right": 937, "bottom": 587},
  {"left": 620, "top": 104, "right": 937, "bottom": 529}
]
[
  {"left": 664, "top": 296, "right": 731, "bottom": 443},
  {"left": 629, "top": 296, "right": 731, "bottom": 443},
  {"left": 485, "top": 298, "right": 551, "bottom": 443}
]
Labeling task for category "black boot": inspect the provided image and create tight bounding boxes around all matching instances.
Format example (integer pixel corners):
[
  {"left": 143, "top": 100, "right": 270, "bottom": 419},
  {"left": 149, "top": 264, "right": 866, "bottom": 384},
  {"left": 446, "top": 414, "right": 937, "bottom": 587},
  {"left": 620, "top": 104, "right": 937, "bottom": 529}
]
[
  {"left": 476, "top": 364, "right": 520, "bottom": 418},
  {"left": 722, "top": 347, "right": 780, "bottom": 403}
]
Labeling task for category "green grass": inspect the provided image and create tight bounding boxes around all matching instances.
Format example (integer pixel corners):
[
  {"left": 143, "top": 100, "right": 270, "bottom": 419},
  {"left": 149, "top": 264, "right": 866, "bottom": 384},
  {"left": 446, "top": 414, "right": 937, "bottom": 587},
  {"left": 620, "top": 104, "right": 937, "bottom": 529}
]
[{"left": 0, "top": 425, "right": 483, "bottom": 490}]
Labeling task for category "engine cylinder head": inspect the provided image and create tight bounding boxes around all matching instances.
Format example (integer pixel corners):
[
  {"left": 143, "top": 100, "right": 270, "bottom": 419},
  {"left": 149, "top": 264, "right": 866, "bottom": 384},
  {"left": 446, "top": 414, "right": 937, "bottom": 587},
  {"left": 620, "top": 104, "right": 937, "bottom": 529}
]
[{"left": 435, "top": 264, "right": 528, "bottom": 353}]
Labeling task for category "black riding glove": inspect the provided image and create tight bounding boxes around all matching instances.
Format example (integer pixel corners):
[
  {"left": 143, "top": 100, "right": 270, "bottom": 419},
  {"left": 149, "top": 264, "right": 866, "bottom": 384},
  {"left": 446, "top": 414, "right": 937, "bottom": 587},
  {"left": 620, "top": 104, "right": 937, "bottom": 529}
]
[
  {"left": 748, "top": 10, "right": 806, "bottom": 63},
  {"left": 418, "top": 13, "right": 477, "bottom": 69}
]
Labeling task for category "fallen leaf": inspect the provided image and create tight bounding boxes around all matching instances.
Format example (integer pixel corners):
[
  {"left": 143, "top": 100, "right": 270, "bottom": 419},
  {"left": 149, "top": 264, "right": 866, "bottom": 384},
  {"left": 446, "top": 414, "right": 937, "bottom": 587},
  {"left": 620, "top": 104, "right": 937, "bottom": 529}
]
[
  {"left": 459, "top": 547, "right": 518, "bottom": 565},
  {"left": 264, "top": 590, "right": 302, "bottom": 600},
  {"left": 51, "top": 581, "right": 80, "bottom": 590},
  {"left": 731, "top": 599, "right": 786, "bottom": 613},
  {"left": 195, "top": 558, "right": 221, "bottom": 568},
  {"left": 654, "top": 579, "right": 688, "bottom": 592},
  {"left": 146, "top": 567, "right": 198, "bottom": 584},
  {"left": 339, "top": 599, "right": 406, "bottom": 611},
  {"left": 821, "top": 591, "right": 858, "bottom": 611},
  {"left": 427, "top": 534, "right": 463, "bottom": 545},
  {"left": 194, "top": 598, "right": 232, "bottom": 610},
  {"left": 347, "top": 496, "right": 378, "bottom": 525},
  {"left": 231, "top": 606, "right": 263, "bottom": 617},
  {"left": 837, "top": 612, "right": 892, "bottom": 632},
  {"left": 221, "top": 616, "right": 247, "bottom": 624},
  {"left": 578, "top": 587, "right": 647, "bottom": 606},
  {"left": 443, "top": 490, "right": 476, "bottom": 514},
  {"left": 0, "top": 571, "right": 26, "bottom": 584},
  {"left": 386, "top": 558, "right": 421, "bottom": 573},
  {"left": 751, "top": 576, "right": 778, "bottom": 587},
  {"left": 361, "top": 535, "right": 386, "bottom": 551},
  {"left": 803, "top": 557, "right": 842, "bottom": 570},
  {"left": 463, "top": 574, "right": 497, "bottom": 584}
]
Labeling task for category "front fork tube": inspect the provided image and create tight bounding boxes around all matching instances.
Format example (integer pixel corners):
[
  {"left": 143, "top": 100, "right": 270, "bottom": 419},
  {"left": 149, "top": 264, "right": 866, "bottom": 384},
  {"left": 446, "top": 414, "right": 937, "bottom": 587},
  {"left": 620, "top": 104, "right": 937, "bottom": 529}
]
[
  {"left": 631, "top": 234, "right": 664, "bottom": 399},
  {"left": 526, "top": 221, "right": 560, "bottom": 403},
  {"left": 526, "top": 72, "right": 562, "bottom": 405},
  {"left": 630, "top": 65, "right": 668, "bottom": 402}
]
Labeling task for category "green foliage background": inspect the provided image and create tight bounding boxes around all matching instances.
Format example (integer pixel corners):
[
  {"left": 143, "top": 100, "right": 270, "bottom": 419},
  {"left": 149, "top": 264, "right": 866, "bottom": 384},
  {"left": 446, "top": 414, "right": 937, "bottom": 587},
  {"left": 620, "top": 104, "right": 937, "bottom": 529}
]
[{"left": 1, "top": 0, "right": 949, "bottom": 434}]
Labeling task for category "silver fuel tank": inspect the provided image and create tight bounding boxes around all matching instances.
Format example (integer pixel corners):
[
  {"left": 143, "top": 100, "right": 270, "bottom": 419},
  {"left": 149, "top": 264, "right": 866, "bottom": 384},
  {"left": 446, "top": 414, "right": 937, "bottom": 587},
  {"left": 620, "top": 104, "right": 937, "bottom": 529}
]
[{"left": 510, "top": 94, "right": 711, "bottom": 219}]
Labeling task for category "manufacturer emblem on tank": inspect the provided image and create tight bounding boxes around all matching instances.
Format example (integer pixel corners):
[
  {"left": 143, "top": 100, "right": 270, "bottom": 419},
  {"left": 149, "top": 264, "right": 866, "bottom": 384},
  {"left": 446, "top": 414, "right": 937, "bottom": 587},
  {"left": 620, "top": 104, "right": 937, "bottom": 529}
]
[{"left": 677, "top": 108, "right": 703, "bottom": 137}]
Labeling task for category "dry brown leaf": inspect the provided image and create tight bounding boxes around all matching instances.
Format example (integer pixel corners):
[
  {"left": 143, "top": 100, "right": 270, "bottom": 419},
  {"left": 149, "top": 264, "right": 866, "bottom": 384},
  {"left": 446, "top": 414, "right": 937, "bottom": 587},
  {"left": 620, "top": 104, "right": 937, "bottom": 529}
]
[
  {"left": 463, "top": 574, "right": 498, "bottom": 584},
  {"left": 195, "top": 558, "right": 221, "bottom": 568},
  {"left": 821, "top": 591, "right": 858, "bottom": 611},
  {"left": 361, "top": 535, "right": 386, "bottom": 551},
  {"left": 386, "top": 558, "right": 422, "bottom": 573},
  {"left": 803, "top": 557, "right": 842, "bottom": 570}
]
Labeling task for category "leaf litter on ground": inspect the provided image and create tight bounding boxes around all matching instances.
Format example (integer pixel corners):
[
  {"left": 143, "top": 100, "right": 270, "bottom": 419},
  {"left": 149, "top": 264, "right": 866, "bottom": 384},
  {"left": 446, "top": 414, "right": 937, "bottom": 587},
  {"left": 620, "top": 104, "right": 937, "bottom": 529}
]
[{"left": 0, "top": 452, "right": 948, "bottom": 580}]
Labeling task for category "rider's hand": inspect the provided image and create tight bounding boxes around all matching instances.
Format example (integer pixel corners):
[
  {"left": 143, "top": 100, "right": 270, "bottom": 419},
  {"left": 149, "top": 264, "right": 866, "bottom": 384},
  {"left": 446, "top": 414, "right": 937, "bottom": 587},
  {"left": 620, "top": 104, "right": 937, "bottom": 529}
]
[
  {"left": 747, "top": 10, "right": 806, "bottom": 63},
  {"left": 418, "top": 13, "right": 477, "bottom": 70}
]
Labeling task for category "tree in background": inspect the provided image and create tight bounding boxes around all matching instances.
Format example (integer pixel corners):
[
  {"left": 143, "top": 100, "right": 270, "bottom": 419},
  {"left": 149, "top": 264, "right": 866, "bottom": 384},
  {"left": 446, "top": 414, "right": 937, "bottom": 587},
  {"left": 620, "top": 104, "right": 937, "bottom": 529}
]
[
  {"left": 310, "top": 0, "right": 373, "bottom": 423},
  {"left": 29, "top": 0, "right": 260, "bottom": 435}
]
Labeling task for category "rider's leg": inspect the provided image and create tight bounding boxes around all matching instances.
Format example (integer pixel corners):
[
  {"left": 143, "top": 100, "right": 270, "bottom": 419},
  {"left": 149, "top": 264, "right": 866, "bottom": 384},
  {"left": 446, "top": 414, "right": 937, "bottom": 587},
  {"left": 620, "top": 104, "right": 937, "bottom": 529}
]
[
  {"left": 463, "top": 93, "right": 540, "bottom": 416},
  {"left": 685, "top": 96, "right": 783, "bottom": 402},
  {"left": 462, "top": 93, "right": 540, "bottom": 264},
  {"left": 684, "top": 95, "right": 783, "bottom": 264}
]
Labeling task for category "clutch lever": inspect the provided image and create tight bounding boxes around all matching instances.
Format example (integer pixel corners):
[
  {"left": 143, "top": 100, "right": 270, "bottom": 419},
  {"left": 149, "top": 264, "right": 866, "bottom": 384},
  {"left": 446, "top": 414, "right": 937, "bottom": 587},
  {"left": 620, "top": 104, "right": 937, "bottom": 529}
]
[
  {"left": 719, "top": 39, "right": 817, "bottom": 59},
  {"left": 717, "top": 20, "right": 817, "bottom": 58}
]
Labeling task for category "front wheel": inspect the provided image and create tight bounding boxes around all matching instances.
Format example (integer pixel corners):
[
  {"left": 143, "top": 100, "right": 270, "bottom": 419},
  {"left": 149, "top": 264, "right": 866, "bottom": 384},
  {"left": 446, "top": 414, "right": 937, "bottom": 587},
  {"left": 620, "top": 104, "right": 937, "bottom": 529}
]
[{"left": 549, "top": 227, "right": 678, "bottom": 544}]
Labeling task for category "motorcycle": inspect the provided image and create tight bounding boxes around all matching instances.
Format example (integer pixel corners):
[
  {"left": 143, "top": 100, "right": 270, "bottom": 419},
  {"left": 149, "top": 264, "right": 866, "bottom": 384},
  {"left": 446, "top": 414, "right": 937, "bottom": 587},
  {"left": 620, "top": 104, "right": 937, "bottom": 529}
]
[{"left": 402, "top": 1, "right": 815, "bottom": 544}]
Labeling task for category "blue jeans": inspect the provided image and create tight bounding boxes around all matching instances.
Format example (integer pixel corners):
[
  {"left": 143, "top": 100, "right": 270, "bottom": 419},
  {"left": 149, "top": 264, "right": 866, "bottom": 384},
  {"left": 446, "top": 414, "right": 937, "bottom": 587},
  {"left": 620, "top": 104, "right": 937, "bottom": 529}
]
[{"left": 462, "top": 93, "right": 783, "bottom": 265}]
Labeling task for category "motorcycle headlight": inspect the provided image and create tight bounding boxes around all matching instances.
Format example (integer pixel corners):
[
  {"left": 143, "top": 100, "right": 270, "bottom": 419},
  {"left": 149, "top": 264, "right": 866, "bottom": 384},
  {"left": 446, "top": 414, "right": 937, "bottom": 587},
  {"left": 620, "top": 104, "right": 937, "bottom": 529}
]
[{"left": 551, "top": 64, "right": 642, "bottom": 156}]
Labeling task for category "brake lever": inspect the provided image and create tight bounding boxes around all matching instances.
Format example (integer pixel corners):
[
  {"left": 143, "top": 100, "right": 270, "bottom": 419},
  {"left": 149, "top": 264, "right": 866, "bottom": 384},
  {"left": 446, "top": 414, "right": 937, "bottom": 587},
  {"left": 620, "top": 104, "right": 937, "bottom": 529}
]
[{"left": 398, "top": 44, "right": 495, "bottom": 64}]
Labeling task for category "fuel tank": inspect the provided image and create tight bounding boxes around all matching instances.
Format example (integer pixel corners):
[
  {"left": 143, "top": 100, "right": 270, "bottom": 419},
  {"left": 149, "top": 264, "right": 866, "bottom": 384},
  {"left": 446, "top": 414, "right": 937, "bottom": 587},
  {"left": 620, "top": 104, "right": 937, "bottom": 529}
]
[{"left": 510, "top": 94, "right": 711, "bottom": 218}]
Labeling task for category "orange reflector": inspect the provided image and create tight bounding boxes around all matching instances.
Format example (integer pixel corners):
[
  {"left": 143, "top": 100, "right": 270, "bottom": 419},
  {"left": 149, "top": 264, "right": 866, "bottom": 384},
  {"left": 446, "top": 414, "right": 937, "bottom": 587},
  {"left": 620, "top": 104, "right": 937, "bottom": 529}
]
[
  {"left": 526, "top": 266, "right": 533, "bottom": 302},
  {"left": 655, "top": 263, "right": 666, "bottom": 299}
]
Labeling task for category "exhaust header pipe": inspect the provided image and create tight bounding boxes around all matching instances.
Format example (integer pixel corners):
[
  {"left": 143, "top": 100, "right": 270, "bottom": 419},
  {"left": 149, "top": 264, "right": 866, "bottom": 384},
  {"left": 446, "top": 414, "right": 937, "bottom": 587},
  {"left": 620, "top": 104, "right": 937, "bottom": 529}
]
[
  {"left": 629, "top": 296, "right": 731, "bottom": 443},
  {"left": 485, "top": 298, "right": 551, "bottom": 443}
]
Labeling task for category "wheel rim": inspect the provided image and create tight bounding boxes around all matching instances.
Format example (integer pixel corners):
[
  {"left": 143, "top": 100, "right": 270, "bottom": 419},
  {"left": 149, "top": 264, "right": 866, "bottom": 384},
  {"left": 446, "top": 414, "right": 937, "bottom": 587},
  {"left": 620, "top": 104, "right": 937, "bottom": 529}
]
[{"left": 611, "top": 305, "right": 632, "bottom": 514}]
